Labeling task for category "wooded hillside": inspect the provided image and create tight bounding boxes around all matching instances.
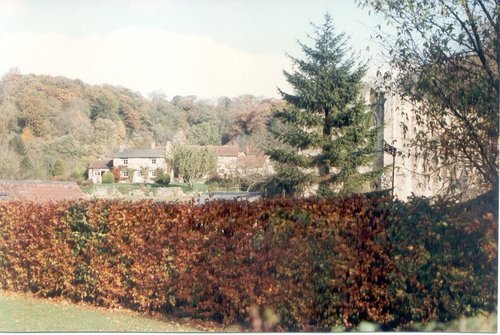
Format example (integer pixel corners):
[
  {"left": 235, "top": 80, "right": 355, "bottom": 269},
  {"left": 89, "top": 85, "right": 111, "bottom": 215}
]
[{"left": 0, "top": 71, "right": 284, "bottom": 181}]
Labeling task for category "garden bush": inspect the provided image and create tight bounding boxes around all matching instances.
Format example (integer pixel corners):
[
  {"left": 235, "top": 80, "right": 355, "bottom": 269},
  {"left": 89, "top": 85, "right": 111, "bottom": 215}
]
[
  {"left": 155, "top": 173, "right": 170, "bottom": 186},
  {"left": 205, "top": 175, "right": 241, "bottom": 191},
  {"left": 0, "top": 193, "right": 496, "bottom": 331},
  {"left": 101, "top": 172, "right": 115, "bottom": 184},
  {"left": 383, "top": 193, "right": 498, "bottom": 327}
]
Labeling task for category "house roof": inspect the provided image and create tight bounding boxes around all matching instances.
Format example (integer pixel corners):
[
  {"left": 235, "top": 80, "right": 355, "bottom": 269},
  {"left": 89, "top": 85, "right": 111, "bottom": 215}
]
[
  {"left": 244, "top": 145, "right": 264, "bottom": 156},
  {"left": 238, "top": 155, "right": 267, "bottom": 169},
  {"left": 208, "top": 145, "right": 240, "bottom": 157},
  {"left": 89, "top": 159, "right": 113, "bottom": 169},
  {"left": 114, "top": 148, "right": 166, "bottom": 159},
  {"left": 0, "top": 180, "right": 86, "bottom": 203}
]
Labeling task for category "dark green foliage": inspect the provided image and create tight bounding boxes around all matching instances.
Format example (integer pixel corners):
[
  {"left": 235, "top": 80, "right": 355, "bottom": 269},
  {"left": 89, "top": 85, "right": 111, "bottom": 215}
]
[
  {"left": 273, "top": 164, "right": 314, "bottom": 196},
  {"left": 9, "top": 135, "right": 27, "bottom": 155},
  {"left": 268, "top": 14, "right": 382, "bottom": 196},
  {"left": 50, "top": 160, "right": 65, "bottom": 177},
  {"left": 205, "top": 175, "right": 241, "bottom": 191},
  {"left": 101, "top": 172, "right": 115, "bottom": 184},
  {"left": 88, "top": 89, "right": 120, "bottom": 121},
  {"left": 0, "top": 193, "right": 496, "bottom": 331},
  {"left": 155, "top": 172, "right": 170, "bottom": 186},
  {"left": 383, "top": 194, "right": 498, "bottom": 327}
]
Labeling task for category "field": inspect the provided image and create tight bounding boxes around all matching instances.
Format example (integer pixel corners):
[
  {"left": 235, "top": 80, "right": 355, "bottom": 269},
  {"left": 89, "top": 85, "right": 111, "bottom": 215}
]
[{"left": 1, "top": 290, "right": 495, "bottom": 332}]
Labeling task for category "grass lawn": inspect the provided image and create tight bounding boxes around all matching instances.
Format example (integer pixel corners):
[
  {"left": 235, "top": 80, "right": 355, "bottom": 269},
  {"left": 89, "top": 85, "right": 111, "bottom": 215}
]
[
  {"left": 0, "top": 291, "right": 223, "bottom": 332},
  {"left": 0, "top": 291, "right": 495, "bottom": 332}
]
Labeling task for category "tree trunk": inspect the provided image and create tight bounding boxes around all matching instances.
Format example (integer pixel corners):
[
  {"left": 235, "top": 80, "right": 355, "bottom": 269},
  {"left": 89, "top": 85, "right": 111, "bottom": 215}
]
[{"left": 320, "top": 108, "right": 331, "bottom": 177}]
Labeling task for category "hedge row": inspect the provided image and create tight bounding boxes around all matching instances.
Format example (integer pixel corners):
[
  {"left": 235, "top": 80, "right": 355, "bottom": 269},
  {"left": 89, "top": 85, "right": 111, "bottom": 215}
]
[{"left": 0, "top": 195, "right": 496, "bottom": 331}]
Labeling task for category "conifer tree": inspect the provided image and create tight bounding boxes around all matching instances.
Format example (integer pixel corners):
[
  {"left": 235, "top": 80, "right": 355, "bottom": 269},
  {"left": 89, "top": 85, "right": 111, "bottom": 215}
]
[{"left": 268, "top": 13, "right": 381, "bottom": 196}]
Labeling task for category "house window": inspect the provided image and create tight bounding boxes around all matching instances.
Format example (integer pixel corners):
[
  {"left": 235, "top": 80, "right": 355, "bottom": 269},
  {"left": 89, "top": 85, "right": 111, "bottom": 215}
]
[
  {"left": 94, "top": 171, "right": 101, "bottom": 176},
  {"left": 149, "top": 170, "right": 157, "bottom": 177},
  {"left": 151, "top": 158, "right": 157, "bottom": 164},
  {"left": 121, "top": 170, "right": 129, "bottom": 178},
  {"left": 123, "top": 159, "right": 128, "bottom": 165}
]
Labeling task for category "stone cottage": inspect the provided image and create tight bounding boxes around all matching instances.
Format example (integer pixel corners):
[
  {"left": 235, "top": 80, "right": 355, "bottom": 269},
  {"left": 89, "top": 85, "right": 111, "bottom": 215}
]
[
  {"left": 88, "top": 142, "right": 169, "bottom": 183},
  {"left": 88, "top": 159, "right": 113, "bottom": 184},
  {"left": 112, "top": 147, "right": 168, "bottom": 183},
  {"left": 208, "top": 145, "right": 241, "bottom": 176}
]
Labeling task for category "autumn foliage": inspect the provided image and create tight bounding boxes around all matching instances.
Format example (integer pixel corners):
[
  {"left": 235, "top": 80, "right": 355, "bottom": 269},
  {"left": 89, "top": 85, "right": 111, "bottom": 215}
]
[{"left": 0, "top": 195, "right": 496, "bottom": 331}]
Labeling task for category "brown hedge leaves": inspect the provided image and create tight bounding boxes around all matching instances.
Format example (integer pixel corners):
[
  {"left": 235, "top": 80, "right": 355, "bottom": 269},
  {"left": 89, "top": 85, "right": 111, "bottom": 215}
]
[{"left": 0, "top": 195, "right": 496, "bottom": 331}]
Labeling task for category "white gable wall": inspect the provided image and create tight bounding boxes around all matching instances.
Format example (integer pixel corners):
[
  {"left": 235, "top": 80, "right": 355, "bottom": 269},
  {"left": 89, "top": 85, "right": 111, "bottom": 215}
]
[{"left": 112, "top": 156, "right": 168, "bottom": 183}]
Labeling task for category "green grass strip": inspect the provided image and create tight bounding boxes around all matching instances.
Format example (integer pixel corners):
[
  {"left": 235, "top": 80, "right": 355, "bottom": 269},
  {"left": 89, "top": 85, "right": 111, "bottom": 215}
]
[{"left": 0, "top": 292, "right": 214, "bottom": 332}]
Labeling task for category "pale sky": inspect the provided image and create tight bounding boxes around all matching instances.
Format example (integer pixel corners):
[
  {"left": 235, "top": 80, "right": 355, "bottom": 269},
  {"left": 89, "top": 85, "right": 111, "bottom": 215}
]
[{"left": 0, "top": 0, "right": 388, "bottom": 99}]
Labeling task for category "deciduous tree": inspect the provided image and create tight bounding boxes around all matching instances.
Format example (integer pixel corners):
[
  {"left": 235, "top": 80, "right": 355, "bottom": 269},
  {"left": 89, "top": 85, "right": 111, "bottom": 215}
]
[
  {"left": 172, "top": 145, "right": 217, "bottom": 187},
  {"left": 187, "top": 122, "right": 222, "bottom": 146}
]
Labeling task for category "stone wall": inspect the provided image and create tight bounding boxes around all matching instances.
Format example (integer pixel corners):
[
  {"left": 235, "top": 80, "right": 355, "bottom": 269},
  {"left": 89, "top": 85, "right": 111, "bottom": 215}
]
[{"left": 369, "top": 84, "right": 453, "bottom": 200}]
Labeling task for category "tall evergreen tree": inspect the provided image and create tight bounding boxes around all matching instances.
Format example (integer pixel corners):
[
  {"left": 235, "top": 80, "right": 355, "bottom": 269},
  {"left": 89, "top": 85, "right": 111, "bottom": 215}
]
[{"left": 268, "top": 13, "right": 381, "bottom": 196}]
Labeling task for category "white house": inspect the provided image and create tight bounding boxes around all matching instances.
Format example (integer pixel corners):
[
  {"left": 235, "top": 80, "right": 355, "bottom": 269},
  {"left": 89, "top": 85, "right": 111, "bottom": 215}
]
[
  {"left": 88, "top": 159, "right": 113, "bottom": 184},
  {"left": 88, "top": 143, "right": 169, "bottom": 184},
  {"left": 112, "top": 147, "right": 168, "bottom": 183}
]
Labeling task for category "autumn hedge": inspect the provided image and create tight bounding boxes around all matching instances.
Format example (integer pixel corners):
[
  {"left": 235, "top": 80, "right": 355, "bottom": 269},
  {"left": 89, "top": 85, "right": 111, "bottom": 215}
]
[{"left": 0, "top": 195, "right": 496, "bottom": 331}]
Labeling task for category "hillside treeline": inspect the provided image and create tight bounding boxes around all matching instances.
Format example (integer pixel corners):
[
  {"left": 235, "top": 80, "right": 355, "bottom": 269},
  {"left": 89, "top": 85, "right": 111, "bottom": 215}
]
[{"left": 0, "top": 71, "right": 284, "bottom": 181}]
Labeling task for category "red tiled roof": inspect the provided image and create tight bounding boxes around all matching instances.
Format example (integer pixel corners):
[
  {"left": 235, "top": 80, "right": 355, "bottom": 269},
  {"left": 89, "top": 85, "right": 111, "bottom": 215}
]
[
  {"left": 208, "top": 145, "right": 240, "bottom": 157},
  {"left": 0, "top": 180, "right": 86, "bottom": 203}
]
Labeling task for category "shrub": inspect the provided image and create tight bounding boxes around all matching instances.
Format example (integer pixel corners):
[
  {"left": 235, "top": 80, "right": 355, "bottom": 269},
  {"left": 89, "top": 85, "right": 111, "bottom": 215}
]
[
  {"left": 155, "top": 173, "right": 170, "bottom": 186},
  {"left": 382, "top": 194, "right": 498, "bottom": 327},
  {"left": 101, "top": 172, "right": 115, "bottom": 184},
  {"left": 51, "top": 159, "right": 65, "bottom": 177},
  {"left": 205, "top": 175, "right": 241, "bottom": 191},
  {"left": 0, "top": 193, "right": 496, "bottom": 331}
]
